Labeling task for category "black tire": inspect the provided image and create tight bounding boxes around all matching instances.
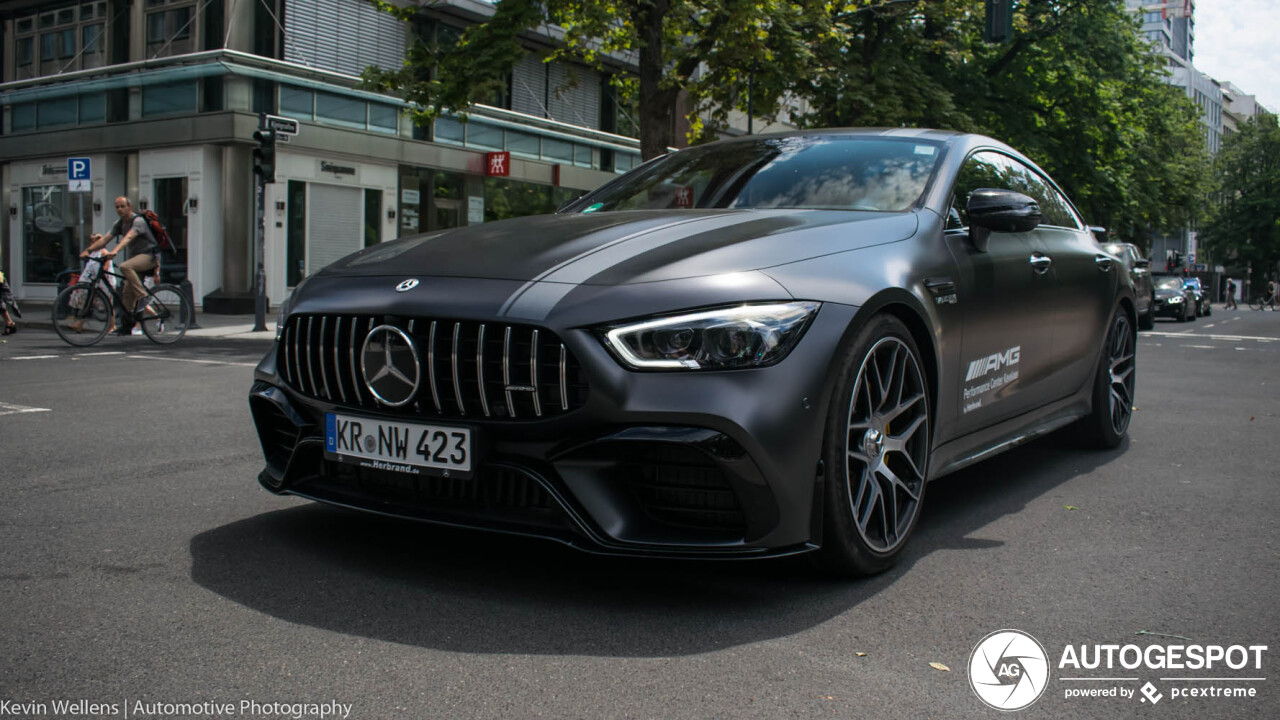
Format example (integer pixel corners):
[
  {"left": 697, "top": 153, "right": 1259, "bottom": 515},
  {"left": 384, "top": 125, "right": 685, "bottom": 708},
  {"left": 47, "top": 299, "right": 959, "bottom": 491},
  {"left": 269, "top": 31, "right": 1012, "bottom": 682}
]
[
  {"left": 1138, "top": 302, "right": 1154, "bottom": 330},
  {"left": 52, "top": 284, "right": 112, "bottom": 347},
  {"left": 813, "top": 314, "right": 931, "bottom": 577},
  {"left": 1177, "top": 304, "right": 1187, "bottom": 322},
  {"left": 139, "top": 284, "right": 191, "bottom": 344},
  {"left": 1080, "top": 307, "right": 1136, "bottom": 449},
  {"left": 1203, "top": 302, "right": 1211, "bottom": 317}
]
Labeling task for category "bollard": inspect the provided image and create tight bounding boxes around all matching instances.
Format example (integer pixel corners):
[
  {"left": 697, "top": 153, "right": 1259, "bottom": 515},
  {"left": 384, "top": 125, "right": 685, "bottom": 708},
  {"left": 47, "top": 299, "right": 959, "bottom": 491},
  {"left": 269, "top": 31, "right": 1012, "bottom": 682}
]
[{"left": 179, "top": 278, "right": 200, "bottom": 329}]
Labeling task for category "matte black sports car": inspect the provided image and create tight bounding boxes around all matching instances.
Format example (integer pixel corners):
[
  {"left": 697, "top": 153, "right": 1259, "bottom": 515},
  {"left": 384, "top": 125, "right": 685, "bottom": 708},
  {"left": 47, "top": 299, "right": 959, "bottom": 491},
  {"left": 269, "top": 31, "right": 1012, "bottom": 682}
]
[{"left": 250, "top": 129, "right": 1137, "bottom": 576}]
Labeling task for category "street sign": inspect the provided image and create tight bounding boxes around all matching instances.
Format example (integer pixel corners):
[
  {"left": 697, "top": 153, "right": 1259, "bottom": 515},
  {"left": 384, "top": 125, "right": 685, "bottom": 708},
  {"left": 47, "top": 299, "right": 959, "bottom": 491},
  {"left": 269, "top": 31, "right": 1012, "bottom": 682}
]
[
  {"left": 68, "top": 157, "right": 90, "bottom": 192},
  {"left": 264, "top": 114, "right": 300, "bottom": 135}
]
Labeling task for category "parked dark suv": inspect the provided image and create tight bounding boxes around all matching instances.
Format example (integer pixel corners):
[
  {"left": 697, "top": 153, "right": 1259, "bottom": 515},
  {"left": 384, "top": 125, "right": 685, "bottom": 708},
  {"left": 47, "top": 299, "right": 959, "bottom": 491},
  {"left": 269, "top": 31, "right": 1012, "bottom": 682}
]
[
  {"left": 1102, "top": 242, "right": 1154, "bottom": 329},
  {"left": 1183, "top": 277, "right": 1211, "bottom": 317}
]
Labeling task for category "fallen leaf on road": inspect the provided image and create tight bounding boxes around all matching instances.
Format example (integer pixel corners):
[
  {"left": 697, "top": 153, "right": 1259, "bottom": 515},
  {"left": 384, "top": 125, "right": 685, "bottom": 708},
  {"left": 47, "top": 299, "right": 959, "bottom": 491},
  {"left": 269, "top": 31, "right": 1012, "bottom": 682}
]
[
  {"left": 1064, "top": 505, "right": 1079, "bottom": 510},
  {"left": 929, "top": 662, "right": 950, "bottom": 672},
  {"left": 855, "top": 652, "right": 867, "bottom": 657},
  {"left": 1251, "top": 416, "right": 1255, "bottom": 421}
]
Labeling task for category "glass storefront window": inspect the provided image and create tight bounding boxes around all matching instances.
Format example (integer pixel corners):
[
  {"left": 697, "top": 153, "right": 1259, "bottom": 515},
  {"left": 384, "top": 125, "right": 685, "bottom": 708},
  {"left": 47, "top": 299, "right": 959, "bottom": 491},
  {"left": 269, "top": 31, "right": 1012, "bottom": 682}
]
[
  {"left": 369, "top": 103, "right": 398, "bottom": 133},
  {"left": 12, "top": 103, "right": 37, "bottom": 131},
  {"left": 79, "top": 93, "right": 106, "bottom": 123},
  {"left": 280, "top": 86, "right": 313, "bottom": 120},
  {"left": 467, "top": 122, "right": 503, "bottom": 150},
  {"left": 434, "top": 116, "right": 464, "bottom": 144},
  {"left": 22, "top": 185, "right": 91, "bottom": 284},
  {"left": 542, "top": 138, "right": 573, "bottom": 163},
  {"left": 315, "top": 90, "right": 365, "bottom": 127},
  {"left": 507, "top": 130, "right": 539, "bottom": 158},
  {"left": 38, "top": 97, "right": 78, "bottom": 127},
  {"left": 484, "top": 177, "right": 554, "bottom": 222},
  {"left": 142, "top": 80, "right": 198, "bottom": 116}
]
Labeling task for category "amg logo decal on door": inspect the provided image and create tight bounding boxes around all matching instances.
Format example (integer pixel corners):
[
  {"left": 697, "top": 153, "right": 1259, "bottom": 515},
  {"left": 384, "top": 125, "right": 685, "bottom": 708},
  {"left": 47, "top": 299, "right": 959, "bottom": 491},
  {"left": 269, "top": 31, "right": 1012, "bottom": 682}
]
[{"left": 966, "top": 345, "right": 1021, "bottom": 382}]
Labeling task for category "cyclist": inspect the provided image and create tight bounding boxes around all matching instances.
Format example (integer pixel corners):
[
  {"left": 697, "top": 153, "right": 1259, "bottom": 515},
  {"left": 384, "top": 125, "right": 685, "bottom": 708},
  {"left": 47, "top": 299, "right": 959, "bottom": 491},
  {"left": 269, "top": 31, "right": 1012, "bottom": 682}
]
[
  {"left": 79, "top": 197, "right": 159, "bottom": 334},
  {"left": 0, "top": 269, "right": 16, "bottom": 336}
]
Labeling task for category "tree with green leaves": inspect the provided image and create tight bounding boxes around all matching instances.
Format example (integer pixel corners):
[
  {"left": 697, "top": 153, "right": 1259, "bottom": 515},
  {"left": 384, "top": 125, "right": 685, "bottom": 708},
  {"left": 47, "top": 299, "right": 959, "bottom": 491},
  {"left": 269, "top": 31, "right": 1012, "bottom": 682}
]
[
  {"left": 363, "top": 0, "right": 819, "bottom": 160},
  {"left": 793, "top": 0, "right": 1209, "bottom": 246},
  {"left": 1199, "top": 115, "right": 1280, "bottom": 283}
]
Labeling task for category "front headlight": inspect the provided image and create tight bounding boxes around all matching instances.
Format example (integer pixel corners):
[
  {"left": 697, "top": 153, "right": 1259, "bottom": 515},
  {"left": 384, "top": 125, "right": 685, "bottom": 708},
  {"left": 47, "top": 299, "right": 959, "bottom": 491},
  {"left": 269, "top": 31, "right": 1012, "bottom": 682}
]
[
  {"left": 1168, "top": 296, "right": 1184, "bottom": 303},
  {"left": 601, "top": 302, "right": 820, "bottom": 370}
]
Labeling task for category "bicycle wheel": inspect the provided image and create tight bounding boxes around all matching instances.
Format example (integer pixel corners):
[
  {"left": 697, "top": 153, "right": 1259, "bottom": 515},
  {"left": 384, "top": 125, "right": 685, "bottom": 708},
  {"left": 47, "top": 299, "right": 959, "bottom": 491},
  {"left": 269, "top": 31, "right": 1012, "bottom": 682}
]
[
  {"left": 53, "top": 283, "right": 112, "bottom": 346},
  {"left": 139, "top": 283, "right": 191, "bottom": 344},
  {"left": 1249, "top": 296, "right": 1264, "bottom": 311}
]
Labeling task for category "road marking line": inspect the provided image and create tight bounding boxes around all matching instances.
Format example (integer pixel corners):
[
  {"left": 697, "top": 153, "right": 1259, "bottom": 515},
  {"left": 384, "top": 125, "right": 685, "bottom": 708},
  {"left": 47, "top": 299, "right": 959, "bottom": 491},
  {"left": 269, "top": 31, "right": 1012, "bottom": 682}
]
[
  {"left": 74, "top": 351, "right": 126, "bottom": 357},
  {"left": 1203, "top": 323, "right": 1216, "bottom": 328},
  {"left": 1144, "top": 331, "right": 1278, "bottom": 343},
  {"left": 11, "top": 355, "right": 59, "bottom": 360},
  {"left": 1186, "top": 345, "right": 1214, "bottom": 349},
  {"left": 0, "top": 401, "right": 52, "bottom": 416},
  {"left": 130, "top": 355, "right": 256, "bottom": 367}
]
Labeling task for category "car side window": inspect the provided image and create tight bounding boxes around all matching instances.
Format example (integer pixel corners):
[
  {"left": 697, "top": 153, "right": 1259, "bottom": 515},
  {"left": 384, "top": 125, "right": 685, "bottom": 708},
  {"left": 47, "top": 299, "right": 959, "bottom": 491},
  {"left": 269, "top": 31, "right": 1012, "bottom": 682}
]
[{"left": 950, "top": 151, "right": 1081, "bottom": 230}]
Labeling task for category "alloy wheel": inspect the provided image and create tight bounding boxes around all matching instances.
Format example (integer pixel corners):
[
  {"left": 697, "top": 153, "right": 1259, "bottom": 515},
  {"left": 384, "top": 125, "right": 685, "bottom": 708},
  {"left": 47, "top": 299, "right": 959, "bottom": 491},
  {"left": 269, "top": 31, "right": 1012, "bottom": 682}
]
[
  {"left": 1106, "top": 313, "right": 1136, "bottom": 436},
  {"left": 844, "top": 336, "right": 930, "bottom": 554}
]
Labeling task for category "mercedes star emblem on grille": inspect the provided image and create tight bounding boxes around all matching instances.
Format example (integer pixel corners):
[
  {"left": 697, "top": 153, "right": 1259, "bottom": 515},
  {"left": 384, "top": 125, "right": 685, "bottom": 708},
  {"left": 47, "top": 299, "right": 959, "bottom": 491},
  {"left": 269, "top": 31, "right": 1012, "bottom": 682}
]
[
  {"left": 360, "top": 325, "right": 421, "bottom": 407},
  {"left": 396, "top": 278, "right": 420, "bottom": 292}
]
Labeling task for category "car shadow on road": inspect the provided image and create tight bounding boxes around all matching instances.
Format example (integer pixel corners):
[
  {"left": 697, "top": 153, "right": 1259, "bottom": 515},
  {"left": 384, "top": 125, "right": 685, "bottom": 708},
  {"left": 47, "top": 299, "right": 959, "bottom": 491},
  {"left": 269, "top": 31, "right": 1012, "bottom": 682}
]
[{"left": 189, "top": 432, "right": 1126, "bottom": 657}]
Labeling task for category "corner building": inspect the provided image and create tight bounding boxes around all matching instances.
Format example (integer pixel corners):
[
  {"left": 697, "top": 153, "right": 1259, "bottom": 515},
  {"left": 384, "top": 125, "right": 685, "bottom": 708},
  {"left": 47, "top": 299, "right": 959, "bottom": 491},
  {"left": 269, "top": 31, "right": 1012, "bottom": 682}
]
[{"left": 1, "top": 0, "right": 642, "bottom": 310}]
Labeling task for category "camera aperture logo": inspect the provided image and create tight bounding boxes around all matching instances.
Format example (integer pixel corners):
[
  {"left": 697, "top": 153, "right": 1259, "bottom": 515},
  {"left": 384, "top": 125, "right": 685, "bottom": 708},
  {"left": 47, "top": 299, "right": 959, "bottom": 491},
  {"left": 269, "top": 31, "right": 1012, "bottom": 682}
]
[{"left": 969, "top": 629, "right": 1051, "bottom": 711}]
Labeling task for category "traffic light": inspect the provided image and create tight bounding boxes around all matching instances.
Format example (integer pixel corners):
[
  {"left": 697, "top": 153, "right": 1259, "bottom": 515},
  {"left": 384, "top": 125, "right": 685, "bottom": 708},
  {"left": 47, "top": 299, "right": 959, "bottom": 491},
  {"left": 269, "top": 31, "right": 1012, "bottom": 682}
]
[
  {"left": 252, "top": 129, "right": 276, "bottom": 183},
  {"left": 984, "top": 0, "right": 1014, "bottom": 44}
]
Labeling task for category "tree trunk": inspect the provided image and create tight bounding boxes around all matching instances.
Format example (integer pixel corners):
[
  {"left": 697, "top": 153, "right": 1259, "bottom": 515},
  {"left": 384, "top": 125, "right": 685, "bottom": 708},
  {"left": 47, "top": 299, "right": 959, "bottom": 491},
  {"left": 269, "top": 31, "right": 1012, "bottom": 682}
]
[{"left": 635, "top": 0, "right": 676, "bottom": 160}]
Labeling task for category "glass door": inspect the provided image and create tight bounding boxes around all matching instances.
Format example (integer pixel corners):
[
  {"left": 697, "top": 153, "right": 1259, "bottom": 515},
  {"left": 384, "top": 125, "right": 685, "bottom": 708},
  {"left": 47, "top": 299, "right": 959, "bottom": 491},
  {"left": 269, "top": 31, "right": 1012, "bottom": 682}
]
[{"left": 153, "top": 177, "right": 188, "bottom": 281}]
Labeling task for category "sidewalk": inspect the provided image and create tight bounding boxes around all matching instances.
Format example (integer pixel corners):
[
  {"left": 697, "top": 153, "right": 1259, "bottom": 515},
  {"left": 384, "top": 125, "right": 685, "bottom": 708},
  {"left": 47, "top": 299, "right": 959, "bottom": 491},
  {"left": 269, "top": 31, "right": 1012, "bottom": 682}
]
[{"left": 16, "top": 300, "right": 276, "bottom": 341}]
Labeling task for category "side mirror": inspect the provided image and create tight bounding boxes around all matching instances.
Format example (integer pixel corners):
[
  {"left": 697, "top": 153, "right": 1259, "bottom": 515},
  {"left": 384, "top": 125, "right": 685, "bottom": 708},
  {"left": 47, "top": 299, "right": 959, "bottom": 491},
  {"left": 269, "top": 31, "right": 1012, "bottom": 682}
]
[
  {"left": 1088, "top": 225, "right": 1108, "bottom": 241},
  {"left": 966, "top": 189, "right": 1042, "bottom": 252},
  {"left": 1135, "top": 258, "right": 1150, "bottom": 271}
]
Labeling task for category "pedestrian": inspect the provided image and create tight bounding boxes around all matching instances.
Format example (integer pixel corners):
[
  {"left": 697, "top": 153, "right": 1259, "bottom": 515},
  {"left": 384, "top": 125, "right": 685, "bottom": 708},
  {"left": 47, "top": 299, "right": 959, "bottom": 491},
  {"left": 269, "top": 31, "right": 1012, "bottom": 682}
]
[
  {"left": 1226, "top": 278, "right": 1237, "bottom": 310},
  {"left": 78, "top": 197, "right": 159, "bottom": 334},
  {"left": 1269, "top": 278, "right": 1279, "bottom": 311}
]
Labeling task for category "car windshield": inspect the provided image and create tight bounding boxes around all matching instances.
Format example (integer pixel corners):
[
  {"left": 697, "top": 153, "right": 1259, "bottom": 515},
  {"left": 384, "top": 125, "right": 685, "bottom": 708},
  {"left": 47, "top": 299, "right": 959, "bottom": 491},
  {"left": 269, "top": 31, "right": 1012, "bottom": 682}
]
[
  {"left": 571, "top": 136, "right": 944, "bottom": 213},
  {"left": 1156, "top": 277, "right": 1184, "bottom": 290},
  {"left": 1185, "top": 279, "right": 1202, "bottom": 289}
]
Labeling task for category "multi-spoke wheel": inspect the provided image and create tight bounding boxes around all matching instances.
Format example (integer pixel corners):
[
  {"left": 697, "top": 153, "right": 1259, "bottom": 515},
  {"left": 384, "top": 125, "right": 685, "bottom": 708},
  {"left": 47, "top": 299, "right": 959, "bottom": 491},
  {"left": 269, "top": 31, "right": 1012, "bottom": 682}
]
[
  {"left": 816, "top": 314, "right": 931, "bottom": 576},
  {"left": 1080, "top": 307, "right": 1136, "bottom": 448}
]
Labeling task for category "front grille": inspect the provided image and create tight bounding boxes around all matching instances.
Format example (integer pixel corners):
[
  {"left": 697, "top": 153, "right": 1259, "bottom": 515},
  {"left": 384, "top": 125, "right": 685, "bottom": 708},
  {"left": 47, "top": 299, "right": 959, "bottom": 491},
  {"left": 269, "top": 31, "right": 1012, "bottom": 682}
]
[
  {"left": 620, "top": 445, "right": 746, "bottom": 532},
  {"left": 279, "top": 315, "right": 588, "bottom": 419}
]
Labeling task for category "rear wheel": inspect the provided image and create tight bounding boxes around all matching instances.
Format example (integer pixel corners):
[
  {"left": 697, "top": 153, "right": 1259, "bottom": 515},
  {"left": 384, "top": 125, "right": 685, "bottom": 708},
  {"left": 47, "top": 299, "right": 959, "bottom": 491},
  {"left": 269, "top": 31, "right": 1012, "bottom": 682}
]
[
  {"left": 1080, "top": 307, "right": 1136, "bottom": 449},
  {"left": 814, "top": 314, "right": 931, "bottom": 577},
  {"left": 52, "top": 284, "right": 112, "bottom": 347},
  {"left": 139, "top": 283, "right": 191, "bottom": 344}
]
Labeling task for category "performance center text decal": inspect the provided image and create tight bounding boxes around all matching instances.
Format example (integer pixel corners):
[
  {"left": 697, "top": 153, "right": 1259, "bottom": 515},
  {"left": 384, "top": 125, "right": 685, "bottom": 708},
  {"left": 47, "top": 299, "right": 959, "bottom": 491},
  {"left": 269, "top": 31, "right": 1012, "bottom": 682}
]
[{"left": 967, "top": 629, "right": 1268, "bottom": 710}]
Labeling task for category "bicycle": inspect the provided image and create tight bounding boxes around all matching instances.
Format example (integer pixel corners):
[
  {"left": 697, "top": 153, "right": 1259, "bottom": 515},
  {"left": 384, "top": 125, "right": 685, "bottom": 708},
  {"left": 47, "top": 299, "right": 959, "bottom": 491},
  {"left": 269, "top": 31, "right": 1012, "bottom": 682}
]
[
  {"left": 52, "top": 258, "right": 191, "bottom": 346},
  {"left": 1248, "top": 293, "right": 1277, "bottom": 311}
]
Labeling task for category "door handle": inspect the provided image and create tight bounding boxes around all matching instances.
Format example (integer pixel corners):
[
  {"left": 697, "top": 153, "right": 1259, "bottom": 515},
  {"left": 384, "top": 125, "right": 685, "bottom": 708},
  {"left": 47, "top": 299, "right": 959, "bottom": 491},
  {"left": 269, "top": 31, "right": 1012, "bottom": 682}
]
[
  {"left": 1029, "top": 253, "right": 1052, "bottom": 274},
  {"left": 1095, "top": 254, "right": 1114, "bottom": 272}
]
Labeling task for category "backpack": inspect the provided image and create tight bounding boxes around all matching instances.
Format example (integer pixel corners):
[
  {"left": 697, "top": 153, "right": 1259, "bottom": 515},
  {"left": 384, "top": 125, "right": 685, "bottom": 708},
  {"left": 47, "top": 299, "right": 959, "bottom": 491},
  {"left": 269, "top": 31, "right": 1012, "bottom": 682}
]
[{"left": 135, "top": 211, "right": 175, "bottom": 256}]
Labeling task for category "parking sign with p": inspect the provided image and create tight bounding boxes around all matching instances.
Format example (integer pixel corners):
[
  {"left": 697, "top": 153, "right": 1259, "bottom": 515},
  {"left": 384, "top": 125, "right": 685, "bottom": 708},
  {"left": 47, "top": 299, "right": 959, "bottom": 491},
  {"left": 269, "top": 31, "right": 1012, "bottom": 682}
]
[{"left": 68, "top": 157, "right": 91, "bottom": 192}]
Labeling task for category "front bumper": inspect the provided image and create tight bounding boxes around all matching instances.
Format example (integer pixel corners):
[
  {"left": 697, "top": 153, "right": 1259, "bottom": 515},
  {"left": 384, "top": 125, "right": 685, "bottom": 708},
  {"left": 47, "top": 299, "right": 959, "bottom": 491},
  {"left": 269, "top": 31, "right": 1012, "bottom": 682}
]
[
  {"left": 1153, "top": 298, "right": 1186, "bottom": 318},
  {"left": 248, "top": 304, "right": 857, "bottom": 559}
]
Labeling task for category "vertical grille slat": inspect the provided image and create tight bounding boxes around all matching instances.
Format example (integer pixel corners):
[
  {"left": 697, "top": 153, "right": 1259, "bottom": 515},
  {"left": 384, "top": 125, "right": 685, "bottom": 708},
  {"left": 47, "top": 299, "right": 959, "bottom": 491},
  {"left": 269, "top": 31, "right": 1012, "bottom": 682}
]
[
  {"left": 476, "top": 324, "right": 490, "bottom": 417},
  {"left": 530, "top": 329, "right": 542, "bottom": 417},
  {"left": 278, "top": 315, "right": 585, "bottom": 419},
  {"left": 427, "top": 320, "right": 441, "bottom": 412},
  {"left": 318, "top": 317, "right": 332, "bottom": 400},
  {"left": 304, "top": 316, "right": 318, "bottom": 397},
  {"left": 559, "top": 344, "right": 569, "bottom": 411},
  {"left": 503, "top": 326, "right": 515, "bottom": 419},
  {"left": 333, "top": 316, "right": 347, "bottom": 404},
  {"left": 348, "top": 316, "right": 363, "bottom": 405},
  {"left": 451, "top": 322, "right": 465, "bottom": 415}
]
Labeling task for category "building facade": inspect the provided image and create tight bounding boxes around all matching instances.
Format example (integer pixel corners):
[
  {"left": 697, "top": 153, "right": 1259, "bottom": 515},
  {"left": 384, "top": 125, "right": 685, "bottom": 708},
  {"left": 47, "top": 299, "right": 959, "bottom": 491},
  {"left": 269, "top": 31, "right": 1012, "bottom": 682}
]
[{"left": 0, "top": 0, "right": 644, "bottom": 310}]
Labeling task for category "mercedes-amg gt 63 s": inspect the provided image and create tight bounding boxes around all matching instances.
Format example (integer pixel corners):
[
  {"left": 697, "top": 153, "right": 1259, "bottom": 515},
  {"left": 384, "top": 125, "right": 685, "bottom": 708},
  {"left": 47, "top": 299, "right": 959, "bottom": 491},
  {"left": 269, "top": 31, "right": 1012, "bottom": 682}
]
[{"left": 250, "top": 129, "right": 1137, "bottom": 576}]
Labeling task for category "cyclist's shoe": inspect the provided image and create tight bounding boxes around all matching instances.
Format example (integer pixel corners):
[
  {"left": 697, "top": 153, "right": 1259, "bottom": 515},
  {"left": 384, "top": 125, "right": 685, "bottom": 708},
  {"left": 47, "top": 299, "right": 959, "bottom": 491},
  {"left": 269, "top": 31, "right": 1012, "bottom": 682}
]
[
  {"left": 2, "top": 324, "right": 16, "bottom": 336},
  {"left": 63, "top": 321, "right": 84, "bottom": 333}
]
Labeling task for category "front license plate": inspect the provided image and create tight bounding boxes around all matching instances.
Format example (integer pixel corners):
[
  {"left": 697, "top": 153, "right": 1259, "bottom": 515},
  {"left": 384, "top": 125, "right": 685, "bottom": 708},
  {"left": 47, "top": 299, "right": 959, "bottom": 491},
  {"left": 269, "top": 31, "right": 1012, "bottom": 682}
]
[{"left": 325, "top": 413, "right": 472, "bottom": 476}]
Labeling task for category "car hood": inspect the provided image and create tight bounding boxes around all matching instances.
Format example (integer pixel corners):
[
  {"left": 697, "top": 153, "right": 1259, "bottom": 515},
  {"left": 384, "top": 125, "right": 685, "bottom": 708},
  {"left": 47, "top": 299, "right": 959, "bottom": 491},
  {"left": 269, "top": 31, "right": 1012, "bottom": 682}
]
[
  {"left": 319, "top": 209, "right": 919, "bottom": 286},
  {"left": 1154, "top": 288, "right": 1183, "bottom": 299}
]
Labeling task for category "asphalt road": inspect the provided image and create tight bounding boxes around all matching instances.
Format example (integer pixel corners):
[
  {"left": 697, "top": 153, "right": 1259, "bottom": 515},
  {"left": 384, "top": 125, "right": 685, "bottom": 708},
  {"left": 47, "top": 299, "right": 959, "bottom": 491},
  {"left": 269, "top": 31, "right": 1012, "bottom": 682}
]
[{"left": 0, "top": 308, "right": 1277, "bottom": 720}]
